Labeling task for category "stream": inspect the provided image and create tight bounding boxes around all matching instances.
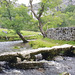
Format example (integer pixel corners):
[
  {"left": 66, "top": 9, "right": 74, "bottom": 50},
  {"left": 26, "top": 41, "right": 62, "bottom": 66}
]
[{"left": 0, "top": 41, "right": 75, "bottom": 75}]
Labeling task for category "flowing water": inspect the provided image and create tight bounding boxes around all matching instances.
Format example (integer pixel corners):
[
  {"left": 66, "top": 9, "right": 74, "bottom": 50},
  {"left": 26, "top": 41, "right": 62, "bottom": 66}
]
[
  {"left": 0, "top": 41, "right": 31, "bottom": 53},
  {"left": 0, "top": 41, "right": 75, "bottom": 75}
]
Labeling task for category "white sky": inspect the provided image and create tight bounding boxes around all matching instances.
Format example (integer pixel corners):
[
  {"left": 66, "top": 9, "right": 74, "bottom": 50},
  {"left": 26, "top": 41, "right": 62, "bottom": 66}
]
[{"left": 16, "top": 0, "right": 41, "bottom": 6}]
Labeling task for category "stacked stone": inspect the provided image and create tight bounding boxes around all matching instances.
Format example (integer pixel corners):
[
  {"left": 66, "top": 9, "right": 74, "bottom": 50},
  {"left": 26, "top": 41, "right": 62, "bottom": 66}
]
[{"left": 47, "top": 27, "right": 75, "bottom": 41}]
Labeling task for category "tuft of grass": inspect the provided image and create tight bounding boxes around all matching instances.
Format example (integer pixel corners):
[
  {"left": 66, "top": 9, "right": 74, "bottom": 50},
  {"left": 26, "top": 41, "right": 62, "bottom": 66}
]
[{"left": 13, "top": 46, "right": 21, "bottom": 49}]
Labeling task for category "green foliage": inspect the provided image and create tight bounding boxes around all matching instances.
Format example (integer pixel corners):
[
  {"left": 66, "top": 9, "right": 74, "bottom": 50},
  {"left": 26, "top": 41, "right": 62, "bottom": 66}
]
[
  {"left": 23, "top": 19, "right": 39, "bottom": 31},
  {"left": 58, "top": 5, "right": 75, "bottom": 27},
  {"left": 29, "top": 37, "right": 75, "bottom": 49},
  {"left": 29, "top": 39, "right": 56, "bottom": 49},
  {"left": 64, "top": 5, "right": 75, "bottom": 12},
  {"left": 0, "top": 28, "right": 40, "bottom": 41},
  {"left": 42, "top": 11, "right": 63, "bottom": 30},
  {"left": 41, "top": 0, "right": 62, "bottom": 10},
  {"left": 13, "top": 46, "right": 20, "bottom": 49},
  {"left": 0, "top": 0, "right": 32, "bottom": 32}
]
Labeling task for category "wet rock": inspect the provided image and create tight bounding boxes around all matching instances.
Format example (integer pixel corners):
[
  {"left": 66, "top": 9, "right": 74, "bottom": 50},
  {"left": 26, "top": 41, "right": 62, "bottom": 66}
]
[
  {"left": 0, "top": 67, "right": 3, "bottom": 73},
  {"left": 0, "top": 62, "right": 6, "bottom": 73},
  {"left": 12, "top": 70, "right": 21, "bottom": 74},
  {"left": 9, "top": 61, "right": 46, "bottom": 69},
  {"left": 61, "top": 72, "right": 71, "bottom": 75},
  {"left": 53, "top": 56, "right": 64, "bottom": 61}
]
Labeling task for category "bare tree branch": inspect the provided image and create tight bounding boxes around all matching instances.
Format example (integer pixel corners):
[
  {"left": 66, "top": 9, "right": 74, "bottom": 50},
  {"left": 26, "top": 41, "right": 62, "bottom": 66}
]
[
  {"left": 38, "top": 3, "right": 44, "bottom": 20},
  {"left": 30, "top": 0, "right": 38, "bottom": 19}
]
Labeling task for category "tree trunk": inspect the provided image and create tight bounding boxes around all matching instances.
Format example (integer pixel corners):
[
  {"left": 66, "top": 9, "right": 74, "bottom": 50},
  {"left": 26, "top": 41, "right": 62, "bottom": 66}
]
[
  {"left": 38, "top": 20, "right": 46, "bottom": 38},
  {"left": 30, "top": 0, "right": 46, "bottom": 38},
  {"left": 16, "top": 31, "right": 28, "bottom": 43}
]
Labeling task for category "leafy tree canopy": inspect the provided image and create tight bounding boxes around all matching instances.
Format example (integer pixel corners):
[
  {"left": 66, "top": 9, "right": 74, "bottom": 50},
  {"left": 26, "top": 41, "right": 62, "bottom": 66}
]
[{"left": 0, "top": 0, "right": 32, "bottom": 43}]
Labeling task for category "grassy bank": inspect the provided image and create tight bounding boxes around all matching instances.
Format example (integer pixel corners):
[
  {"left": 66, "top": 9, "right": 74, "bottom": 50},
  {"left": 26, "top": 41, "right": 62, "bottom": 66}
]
[
  {"left": 29, "top": 38, "right": 75, "bottom": 49},
  {"left": 0, "top": 28, "right": 75, "bottom": 49},
  {"left": 0, "top": 28, "right": 40, "bottom": 41}
]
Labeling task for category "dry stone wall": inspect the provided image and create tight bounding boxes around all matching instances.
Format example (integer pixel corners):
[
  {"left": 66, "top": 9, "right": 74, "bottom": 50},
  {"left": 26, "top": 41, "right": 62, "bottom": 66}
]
[{"left": 47, "top": 27, "right": 75, "bottom": 41}]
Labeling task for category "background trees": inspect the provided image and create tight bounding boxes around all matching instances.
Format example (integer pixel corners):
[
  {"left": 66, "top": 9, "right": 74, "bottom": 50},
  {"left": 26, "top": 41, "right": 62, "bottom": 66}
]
[
  {"left": 0, "top": 0, "right": 32, "bottom": 43},
  {"left": 58, "top": 5, "right": 75, "bottom": 27}
]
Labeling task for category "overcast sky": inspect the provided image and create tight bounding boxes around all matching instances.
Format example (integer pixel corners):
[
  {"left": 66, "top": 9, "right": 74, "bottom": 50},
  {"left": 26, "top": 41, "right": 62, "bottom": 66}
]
[{"left": 16, "top": 0, "right": 41, "bottom": 6}]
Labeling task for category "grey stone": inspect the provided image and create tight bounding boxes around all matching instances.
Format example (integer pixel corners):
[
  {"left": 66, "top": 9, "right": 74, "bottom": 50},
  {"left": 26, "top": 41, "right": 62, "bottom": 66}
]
[
  {"left": 35, "top": 53, "right": 42, "bottom": 61},
  {"left": 47, "top": 27, "right": 75, "bottom": 41}
]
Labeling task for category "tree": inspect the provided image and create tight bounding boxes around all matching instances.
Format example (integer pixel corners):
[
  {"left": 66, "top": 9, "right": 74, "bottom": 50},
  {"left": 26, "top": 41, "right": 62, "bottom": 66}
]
[
  {"left": 29, "top": 0, "right": 62, "bottom": 38},
  {"left": 0, "top": 0, "right": 32, "bottom": 43}
]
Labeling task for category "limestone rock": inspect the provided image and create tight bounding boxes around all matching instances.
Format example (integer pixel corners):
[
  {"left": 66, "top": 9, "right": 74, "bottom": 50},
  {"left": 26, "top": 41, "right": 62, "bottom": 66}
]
[
  {"left": 35, "top": 53, "right": 42, "bottom": 61},
  {"left": 16, "top": 57, "right": 21, "bottom": 63}
]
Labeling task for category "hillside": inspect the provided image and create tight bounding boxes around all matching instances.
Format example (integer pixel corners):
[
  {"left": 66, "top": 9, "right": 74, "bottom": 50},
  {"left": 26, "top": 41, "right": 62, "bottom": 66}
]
[{"left": 28, "top": 0, "right": 75, "bottom": 10}]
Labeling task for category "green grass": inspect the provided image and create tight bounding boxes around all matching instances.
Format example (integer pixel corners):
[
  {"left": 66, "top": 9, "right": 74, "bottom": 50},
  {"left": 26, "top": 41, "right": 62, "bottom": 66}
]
[
  {"left": 21, "top": 30, "right": 40, "bottom": 36},
  {"left": 0, "top": 28, "right": 40, "bottom": 41},
  {"left": 29, "top": 37, "right": 75, "bottom": 49}
]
